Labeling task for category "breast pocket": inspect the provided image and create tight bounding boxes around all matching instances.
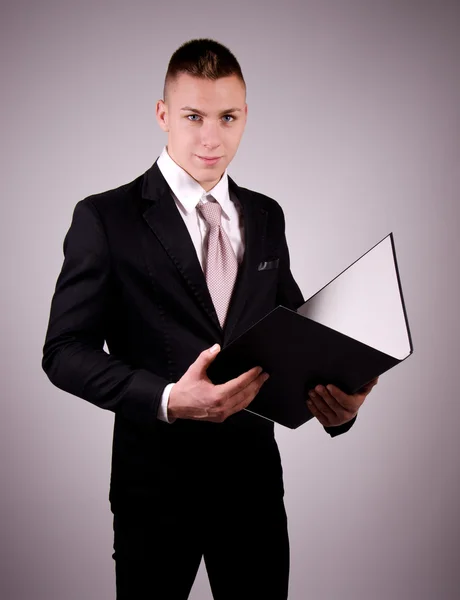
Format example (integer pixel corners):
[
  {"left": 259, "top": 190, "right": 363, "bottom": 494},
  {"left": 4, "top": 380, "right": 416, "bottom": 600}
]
[
  {"left": 257, "top": 258, "right": 279, "bottom": 271},
  {"left": 253, "top": 257, "right": 279, "bottom": 309}
]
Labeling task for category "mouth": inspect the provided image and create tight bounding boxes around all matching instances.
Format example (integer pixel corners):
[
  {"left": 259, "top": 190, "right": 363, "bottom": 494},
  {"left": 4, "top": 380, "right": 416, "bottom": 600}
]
[{"left": 196, "top": 155, "right": 222, "bottom": 165}]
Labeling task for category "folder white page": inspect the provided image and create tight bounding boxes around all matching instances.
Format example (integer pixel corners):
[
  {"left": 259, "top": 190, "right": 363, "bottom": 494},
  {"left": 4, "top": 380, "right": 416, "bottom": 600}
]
[{"left": 296, "top": 234, "right": 411, "bottom": 360}]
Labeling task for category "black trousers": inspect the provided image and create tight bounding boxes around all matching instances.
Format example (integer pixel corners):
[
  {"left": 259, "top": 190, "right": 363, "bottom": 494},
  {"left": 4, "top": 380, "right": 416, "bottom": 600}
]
[{"left": 112, "top": 493, "right": 290, "bottom": 599}]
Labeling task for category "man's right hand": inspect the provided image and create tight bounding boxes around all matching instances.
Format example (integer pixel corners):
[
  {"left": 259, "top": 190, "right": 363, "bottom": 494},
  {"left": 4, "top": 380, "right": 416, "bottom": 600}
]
[{"left": 167, "top": 344, "right": 269, "bottom": 423}]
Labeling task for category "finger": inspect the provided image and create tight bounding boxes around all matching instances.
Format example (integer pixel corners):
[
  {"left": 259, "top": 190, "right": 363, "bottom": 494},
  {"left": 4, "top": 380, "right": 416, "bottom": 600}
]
[
  {"left": 229, "top": 372, "right": 269, "bottom": 412},
  {"left": 312, "top": 385, "right": 342, "bottom": 414},
  {"left": 326, "top": 384, "right": 364, "bottom": 414},
  {"left": 325, "top": 384, "right": 356, "bottom": 409},
  {"left": 358, "top": 377, "right": 379, "bottom": 394},
  {"left": 190, "top": 344, "right": 221, "bottom": 377},
  {"left": 307, "top": 389, "right": 337, "bottom": 423},
  {"left": 215, "top": 365, "right": 264, "bottom": 398},
  {"left": 208, "top": 373, "right": 269, "bottom": 420},
  {"left": 306, "top": 397, "right": 330, "bottom": 426}
]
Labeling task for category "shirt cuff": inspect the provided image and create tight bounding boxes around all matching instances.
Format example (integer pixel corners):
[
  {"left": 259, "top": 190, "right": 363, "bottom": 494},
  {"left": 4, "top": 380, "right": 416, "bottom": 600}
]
[{"left": 157, "top": 383, "right": 176, "bottom": 423}]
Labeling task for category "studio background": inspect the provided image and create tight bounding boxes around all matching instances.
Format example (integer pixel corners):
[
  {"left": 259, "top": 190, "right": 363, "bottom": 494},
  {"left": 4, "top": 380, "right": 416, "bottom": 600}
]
[{"left": 2, "top": 0, "right": 459, "bottom": 598}]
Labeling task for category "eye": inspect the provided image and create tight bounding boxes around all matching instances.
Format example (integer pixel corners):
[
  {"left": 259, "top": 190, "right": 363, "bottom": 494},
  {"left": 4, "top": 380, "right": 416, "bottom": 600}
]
[
  {"left": 187, "top": 114, "right": 201, "bottom": 121},
  {"left": 222, "top": 115, "right": 235, "bottom": 123}
]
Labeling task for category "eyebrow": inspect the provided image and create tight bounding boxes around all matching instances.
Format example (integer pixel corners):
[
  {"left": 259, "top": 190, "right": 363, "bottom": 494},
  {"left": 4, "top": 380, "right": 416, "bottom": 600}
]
[{"left": 180, "top": 106, "right": 242, "bottom": 116}]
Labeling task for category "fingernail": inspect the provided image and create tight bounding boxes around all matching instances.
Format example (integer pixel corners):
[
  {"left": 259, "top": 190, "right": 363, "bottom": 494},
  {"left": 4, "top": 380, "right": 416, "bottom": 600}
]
[
  {"left": 209, "top": 344, "right": 219, "bottom": 354},
  {"left": 263, "top": 373, "right": 270, "bottom": 382}
]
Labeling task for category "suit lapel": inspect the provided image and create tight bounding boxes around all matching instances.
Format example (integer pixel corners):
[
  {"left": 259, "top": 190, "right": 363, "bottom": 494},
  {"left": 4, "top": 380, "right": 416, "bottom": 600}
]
[
  {"left": 223, "top": 176, "right": 268, "bottom": 345},
  {"left": 140, "top": 161, "right": 268, "bottom": 344},
  {"left": 141, "top": 162, "right": 222, "bottom": 335}
]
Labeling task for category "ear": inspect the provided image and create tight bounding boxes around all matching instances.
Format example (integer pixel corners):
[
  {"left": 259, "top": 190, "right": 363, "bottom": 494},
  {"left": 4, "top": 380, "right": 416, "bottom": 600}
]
[{"left": 155, "top": 99, "right": 169, "bottom": 132}]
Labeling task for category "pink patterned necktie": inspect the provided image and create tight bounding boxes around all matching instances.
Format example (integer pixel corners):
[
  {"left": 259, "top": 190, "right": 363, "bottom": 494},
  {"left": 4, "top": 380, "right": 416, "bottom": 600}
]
[{"left": 198, "top": 196, "right": 238, "bottom": 328}]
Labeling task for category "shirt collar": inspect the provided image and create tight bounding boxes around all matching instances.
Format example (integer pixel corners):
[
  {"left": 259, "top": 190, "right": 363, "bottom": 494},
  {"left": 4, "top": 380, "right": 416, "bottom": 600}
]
[{"left": 156, "top": 145, "right": 231, "bottom": 219}]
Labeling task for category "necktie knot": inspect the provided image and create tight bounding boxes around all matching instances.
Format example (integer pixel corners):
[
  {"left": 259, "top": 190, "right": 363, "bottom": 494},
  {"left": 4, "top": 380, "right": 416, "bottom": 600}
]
[{"left": 198, "top": 197, "right": 222, "bottom": 228}]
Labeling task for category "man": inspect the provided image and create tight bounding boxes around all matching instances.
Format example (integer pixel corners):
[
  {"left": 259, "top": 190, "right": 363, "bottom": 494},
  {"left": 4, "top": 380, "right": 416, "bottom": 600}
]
[{"left": 42, "top": 38, "right": 377, "bottom": 600}]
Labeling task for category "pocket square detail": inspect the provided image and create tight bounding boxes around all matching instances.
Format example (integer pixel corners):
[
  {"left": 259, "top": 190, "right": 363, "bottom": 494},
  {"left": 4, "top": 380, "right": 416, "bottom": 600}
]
[{"left": 258, "top": 259, "right": 280, "bottom": 271}]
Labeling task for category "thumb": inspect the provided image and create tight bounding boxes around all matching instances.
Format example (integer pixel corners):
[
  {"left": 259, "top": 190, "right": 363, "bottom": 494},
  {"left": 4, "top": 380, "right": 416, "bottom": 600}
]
[
  {"left": 358, "top": 377, "right": 378, "bottom": 394},
  {"left": 192, "top": 344, "right": 221, "bottom": 377}
]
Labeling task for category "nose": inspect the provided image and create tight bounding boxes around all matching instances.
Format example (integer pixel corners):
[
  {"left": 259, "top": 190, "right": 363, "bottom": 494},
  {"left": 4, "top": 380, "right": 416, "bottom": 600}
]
[{"left": 200, "top": 120, "right": 221, "bottom": 150}]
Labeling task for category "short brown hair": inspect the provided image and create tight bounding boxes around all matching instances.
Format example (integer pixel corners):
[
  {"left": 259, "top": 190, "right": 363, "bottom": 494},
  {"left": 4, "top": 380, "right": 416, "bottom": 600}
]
[{"left": 163, "top": 38, "right": 246, "bottom": 102}]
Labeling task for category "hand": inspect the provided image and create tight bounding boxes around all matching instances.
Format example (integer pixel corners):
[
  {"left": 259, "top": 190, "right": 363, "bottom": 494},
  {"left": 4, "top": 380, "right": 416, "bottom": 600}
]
[
  {"left": 306, "top": 377, "right": 379, "bottom": 427},
  {"left": 168, "top": 344, "right": 270, "bottom": 423}
]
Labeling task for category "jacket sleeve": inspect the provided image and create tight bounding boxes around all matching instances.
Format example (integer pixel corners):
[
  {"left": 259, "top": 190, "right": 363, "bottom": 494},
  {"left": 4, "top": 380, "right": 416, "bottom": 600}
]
[
  {"left": 275, "top": 205, "right": 305, "bottom": 311},
  {"left": 275, "top": 204, "right": 357, "bottom": 438},
  {"left": 323, "top": 414, "right": 357, "bottom": 437},
  {"left": 42, "top": 198, "right": 170, "bottom": 427}
]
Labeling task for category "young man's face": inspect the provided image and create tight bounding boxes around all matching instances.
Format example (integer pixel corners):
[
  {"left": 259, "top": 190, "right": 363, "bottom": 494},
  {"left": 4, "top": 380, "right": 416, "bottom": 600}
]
[{"left": 156, "top": 73, "right": 247, "bottom": 192}]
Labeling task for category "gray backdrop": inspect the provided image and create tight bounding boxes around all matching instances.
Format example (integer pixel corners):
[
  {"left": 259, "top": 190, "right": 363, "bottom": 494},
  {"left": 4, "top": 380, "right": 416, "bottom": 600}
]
[{"left": 2, "top": 0, "right": 459, "bottom": 598}]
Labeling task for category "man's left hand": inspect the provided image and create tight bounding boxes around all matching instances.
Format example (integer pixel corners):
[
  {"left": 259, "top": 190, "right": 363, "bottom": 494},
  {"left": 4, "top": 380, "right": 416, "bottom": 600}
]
[{"left": 307, "top": 377, "right": 379, "bottom": 427}]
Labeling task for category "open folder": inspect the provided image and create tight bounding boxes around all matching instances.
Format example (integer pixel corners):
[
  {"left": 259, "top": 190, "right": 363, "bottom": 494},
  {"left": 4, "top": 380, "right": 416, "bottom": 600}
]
[{"left": 207, "top": 233, "right": 413, "bottom": 429}]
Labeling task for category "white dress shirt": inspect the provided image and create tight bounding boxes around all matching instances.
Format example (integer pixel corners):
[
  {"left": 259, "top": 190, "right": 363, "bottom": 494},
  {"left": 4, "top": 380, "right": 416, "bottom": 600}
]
[{"left": 155, "top": 145, "right": 245, "bottom": 423}]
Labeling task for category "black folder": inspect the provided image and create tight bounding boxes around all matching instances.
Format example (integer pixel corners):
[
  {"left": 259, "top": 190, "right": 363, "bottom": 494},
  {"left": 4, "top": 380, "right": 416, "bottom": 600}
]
[{"left": 207, "top": 233, "right": 413, "bottom": 429}]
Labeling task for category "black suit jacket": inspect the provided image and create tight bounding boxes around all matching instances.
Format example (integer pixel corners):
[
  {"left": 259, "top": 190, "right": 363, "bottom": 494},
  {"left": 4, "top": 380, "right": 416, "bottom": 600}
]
[{"left": 42, "top": 160, "right": 355, "bottom": 512}]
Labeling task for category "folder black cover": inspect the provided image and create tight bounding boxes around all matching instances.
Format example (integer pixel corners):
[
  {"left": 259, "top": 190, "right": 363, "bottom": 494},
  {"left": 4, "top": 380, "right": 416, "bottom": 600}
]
[{"left": 207, "top": 233, "right": 413, "bottom": 429}]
